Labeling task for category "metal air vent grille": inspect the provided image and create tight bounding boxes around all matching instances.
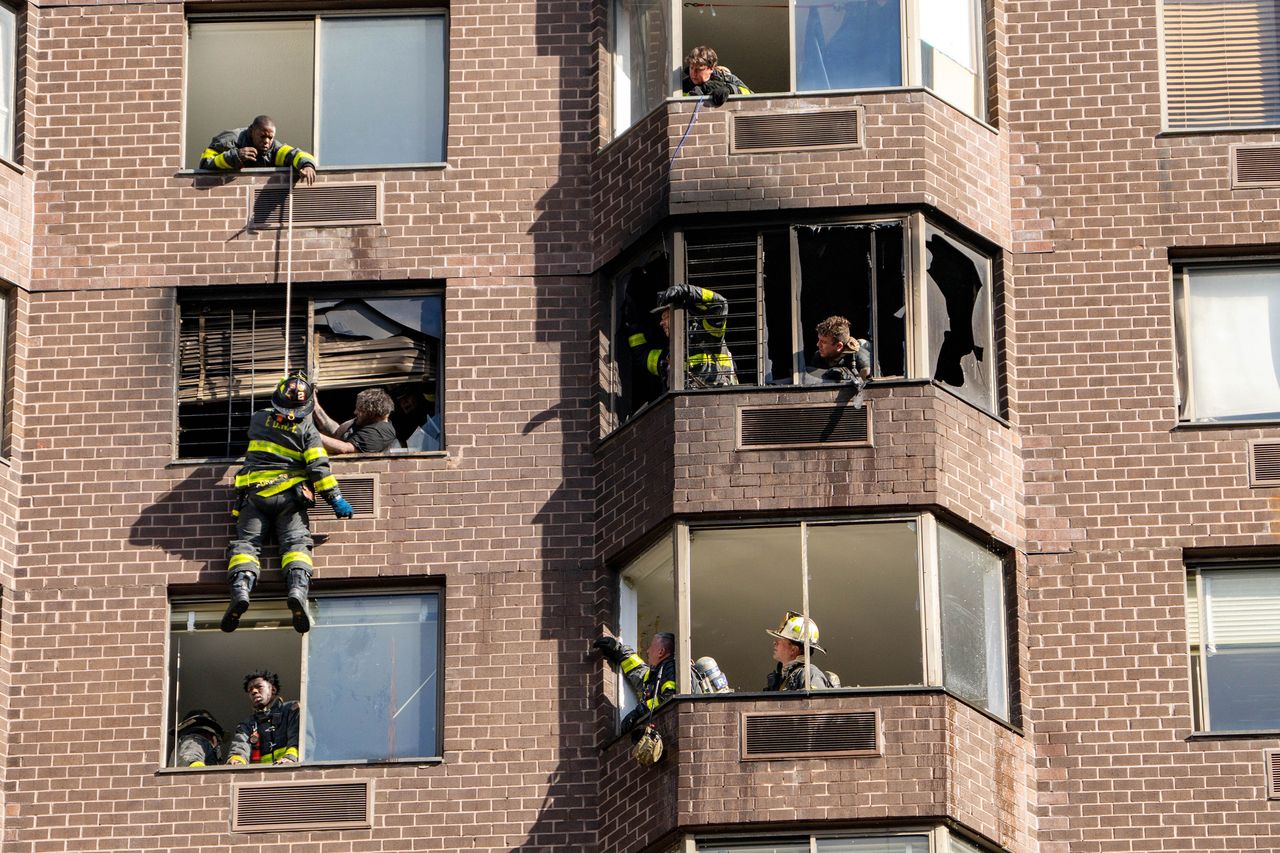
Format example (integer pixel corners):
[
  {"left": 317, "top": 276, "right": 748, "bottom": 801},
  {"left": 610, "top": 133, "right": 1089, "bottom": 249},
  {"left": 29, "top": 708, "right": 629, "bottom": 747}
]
[
  {"left": 738, "top": 402, "right": 871, "bottom": 449},
  {"left": 741, "top": 710, "right": 880, "bottom": 760},
  {"left": 233, "top": 780, "right": 372, "bottom": 832},
  {"left": 249, "top": 183, "right": 381, "bottom": 228},
  {"left": 337, "top": 475, "right": 379, "bottom": 516},
  {"left": 1232, "top": 145, "right": 1280, "bottom": 188},
  {"left": 1267, "top": 749, "right": 1280, "bottom": 799},
  {"left": 730, "top": 108, "right": 862, "bottom": 154},
  {"left": 1249, "top": 440, "right": 1280, "bottom": 487}
]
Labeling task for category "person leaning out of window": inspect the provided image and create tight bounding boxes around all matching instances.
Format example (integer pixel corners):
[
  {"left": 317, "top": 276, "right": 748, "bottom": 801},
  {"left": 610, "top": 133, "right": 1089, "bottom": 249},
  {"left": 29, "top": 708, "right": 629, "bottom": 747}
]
[
  {"left": 810, "top": 315, "right": 871, "bottom": 387},
  {"left": 199, "top": 114, "right": 317, "bottom": 185},
  {"left": 312, "top": 387, "right": 400, "bottom": 455},
  {"left": 682, "top": 45, "right": 752, "bottom": 107}
]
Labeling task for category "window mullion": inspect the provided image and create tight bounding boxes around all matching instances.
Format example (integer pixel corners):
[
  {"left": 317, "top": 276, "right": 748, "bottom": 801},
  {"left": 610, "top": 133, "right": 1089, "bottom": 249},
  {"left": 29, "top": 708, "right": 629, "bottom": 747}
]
[
  {"left": 789, "top": 226, "right": 803, "bottom": 384},
  {"left": 1195, "top": 569, "right": 1211, "bottom": 731},
  {"left": 907, "top": 211, "right": 926, "bottom": 379},
  {"left": 299, "top": 620, "right": 311, "bottom": 762},
  {"left": 312, "top": 15, "right": 322, "bottom": 162},
  {"left": 903, "top": 0, "right": 920, "bottom": 87},
  {"left": 756, "top": 232, "right": 766, "bottom": 382},
  {"left": 801, "top": 520, "right": 812, "bottom": 690},
  {"left": 919, "top": 512, "right": 942, "bottom": 687},
  {"left": 675, "top": 522, "right": 692, "bottom": 695}
]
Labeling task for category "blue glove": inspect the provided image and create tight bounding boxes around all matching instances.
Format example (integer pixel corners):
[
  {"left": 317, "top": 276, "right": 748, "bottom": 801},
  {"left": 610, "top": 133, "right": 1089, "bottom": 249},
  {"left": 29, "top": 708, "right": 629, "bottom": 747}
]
[{"left": 330, "top": 496, "right": 354, "bottom": 519}]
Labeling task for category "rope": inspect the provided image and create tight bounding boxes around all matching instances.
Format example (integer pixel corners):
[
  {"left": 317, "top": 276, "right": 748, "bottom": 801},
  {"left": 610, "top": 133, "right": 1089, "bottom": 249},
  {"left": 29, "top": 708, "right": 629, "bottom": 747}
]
[
  {"left": 670, "top": 96, "right": 705, "bottom": 167},
  {"left": 283, "top": 181, "right": 294, "bottom": 374}
]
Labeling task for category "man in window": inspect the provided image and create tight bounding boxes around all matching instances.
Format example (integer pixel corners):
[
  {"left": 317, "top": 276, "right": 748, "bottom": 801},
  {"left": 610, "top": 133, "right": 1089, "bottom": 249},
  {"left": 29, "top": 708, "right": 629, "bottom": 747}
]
[
  {"left": 312, "top": 387, "right": 400, "bottom": 455},
  {"left": 764, "top": 611, "right": 834, "bottom": 691},
  {"left": 223, "top": 372, "right": 354, "bottom": 635},
  {"left": 639, "top": 284, "right": 738, "bottom": 389},
  {"left": 682, "top": 45, "right": 752, "bottom": 107},
  {"left": 170, "top": 709, "right": 224, "bottom": 768},
  {"left": 199, "top": 115, "right": 317, "bottom": 185},
  {"left": 809, "top": 315, "right": 871, "bottom": 386},
  {"left": 226, "top": 670, "right": 301, "bottom": 766},
  {"left": 594, "top": 631, "right": 678, "bottom": 731}
]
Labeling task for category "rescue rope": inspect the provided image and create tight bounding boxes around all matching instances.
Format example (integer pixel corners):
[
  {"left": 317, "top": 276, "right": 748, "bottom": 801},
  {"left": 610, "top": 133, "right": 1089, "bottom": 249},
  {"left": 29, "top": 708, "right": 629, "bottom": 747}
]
[
  {"left": 670, "top": 95, "right": 705, "bottom": 166},
  {"left": 283, "top": 180, "right": 294, "bottom": 374}
]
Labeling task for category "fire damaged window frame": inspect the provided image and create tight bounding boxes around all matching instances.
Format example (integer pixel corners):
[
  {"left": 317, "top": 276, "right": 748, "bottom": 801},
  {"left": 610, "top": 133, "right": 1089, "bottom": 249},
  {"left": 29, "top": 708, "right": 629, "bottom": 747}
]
[
  {"left": 603, "top": 212, "right": 999, "bottom": 435},
  {"left": 611, "top": 512, "right": 1012, "bottom": 730},
  {"left": 163, "top": 587, "right": 445, "bottom": 770},
  {"left": 173, "top": 284, "right": 445, "bottom": 462},
  {"left": 690, "top": 825, "right": 995, "bottom": 853}
]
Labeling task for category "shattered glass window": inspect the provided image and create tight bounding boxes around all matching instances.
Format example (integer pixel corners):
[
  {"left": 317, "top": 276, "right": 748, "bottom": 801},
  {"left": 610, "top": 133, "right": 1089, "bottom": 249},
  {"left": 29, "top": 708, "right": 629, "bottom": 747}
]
[{"left": 924, "top": 226, "right": 996, "bottom": 413}]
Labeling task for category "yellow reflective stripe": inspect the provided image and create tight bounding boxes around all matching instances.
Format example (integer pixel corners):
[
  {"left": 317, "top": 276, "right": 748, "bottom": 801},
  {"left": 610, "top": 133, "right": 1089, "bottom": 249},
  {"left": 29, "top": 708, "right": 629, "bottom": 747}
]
[
  {"left": 234, "top": 469, "right": 289, "bottom": 487},
  {"left": 303, "top": 446, "right": 328, "bottom": 463},
  {"left": 686, "top": 352, "right": 735, "bottom": 369},
  {"left": 701, "top": 316, "right": 727, "bottom": 337},
  {"left": 203, "top": 148, "right": 234, "bottom": 169},
  {"left": 274, "top": 145, "right": 292, "bottom": 167},
  {"left": 313, "top": 475, "right": 338, "bottom": 493},
  {"left": 284, "top": 746, "right": 299, "bottom": 760},
  {"left": 699, "top": 287, "right": 714, "bottom": 302},
  {"left": 227, "top": 755, "right": 247, "bottom": 765},
  {"left": 258, "top": 476, "right": 305, "bottom": 497},
  {"left": 661, "top": 680, "right": 677, "bottom": 693},
  {"left": 248, "top": 439, "right": 302, "bottom": 461},
  {"left": 228, "top": 554, "right": 259, "bottom": 570},
  {"left": 189, "top": 761, "right": 205, "bottom": 767},
  {"left": 646, "top": 350, "right": 662, "bottom": 376},
  {"left": 619, "top": 654, "right": 644, "bottom": 674},
  {"left": 628, "top": 332, "right": 647, "bottom": 347},
  {"left": 257, "top": 745, "right": 298, "bottom": 763},
  {"left": 281, "top": 551, "right": 313, "bottom": 567}
]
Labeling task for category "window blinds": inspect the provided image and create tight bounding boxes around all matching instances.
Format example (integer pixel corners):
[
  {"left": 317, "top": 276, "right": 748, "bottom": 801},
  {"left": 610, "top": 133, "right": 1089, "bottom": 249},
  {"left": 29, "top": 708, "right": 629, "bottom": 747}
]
[{"left": 1164, "top": 0, "right": 1280, "bottom": 128}]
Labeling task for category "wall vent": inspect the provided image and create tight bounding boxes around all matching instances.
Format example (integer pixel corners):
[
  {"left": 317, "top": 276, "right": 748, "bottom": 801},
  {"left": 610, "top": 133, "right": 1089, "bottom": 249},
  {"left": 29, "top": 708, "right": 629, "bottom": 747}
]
[
  {"left": 1232, "top": 145, "right": 1280, "bottom": 188},
  {"left": 741, "top": 710, "right": 880, "bottom": 760},
  {"left": 1267, "top": 750, "right": 1280, "bottom": 799},
  {"left": 249, "top": 183, "right": 381, "bottom": 228},
  {"left": 1249, "top": 440, "right": 1280, "bottom": 487},
  {"left": 232, "top": 780, "right": 372, "bottom": 832},
  {"left": 730, "top": 108, "right": 862, "bottom": 154},
  {"left": 312, "top": 475, "right": 380, "bottom": 533},
  {"left": 738, "top": 402, "right": 871, "bottom": 449}
]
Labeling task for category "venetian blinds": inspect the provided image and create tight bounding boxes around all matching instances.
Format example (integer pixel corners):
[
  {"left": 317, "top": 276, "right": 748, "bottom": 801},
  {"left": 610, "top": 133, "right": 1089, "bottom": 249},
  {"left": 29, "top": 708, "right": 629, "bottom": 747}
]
[{"left": 1164, "top": 0, "right": 1280, "bottom": 128}]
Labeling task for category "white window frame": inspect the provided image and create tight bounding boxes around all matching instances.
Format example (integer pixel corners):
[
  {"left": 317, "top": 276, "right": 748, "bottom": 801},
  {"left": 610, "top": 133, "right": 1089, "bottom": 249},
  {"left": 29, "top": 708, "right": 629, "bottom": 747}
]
[{"left": 687, "top": 825, "right": 995, "bottom": 852}]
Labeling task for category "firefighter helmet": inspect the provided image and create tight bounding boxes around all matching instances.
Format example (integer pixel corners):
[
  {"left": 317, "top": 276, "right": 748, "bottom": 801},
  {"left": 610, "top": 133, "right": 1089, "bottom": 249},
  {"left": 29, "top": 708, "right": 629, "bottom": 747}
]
[
  {"left": 766, "top": 610, "right": 826, "bottom": 654},
  {"left": 174, "top": 708, "right": 223, "bottom": 742},
  {"left": 271, "top": 372, "right": 314, "bottom": 421}
]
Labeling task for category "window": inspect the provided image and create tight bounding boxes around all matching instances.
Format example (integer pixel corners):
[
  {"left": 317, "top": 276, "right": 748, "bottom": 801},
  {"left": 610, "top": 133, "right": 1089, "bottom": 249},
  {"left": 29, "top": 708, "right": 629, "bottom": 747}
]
[
  {"left": 613, "top": 514, "right": 1010, "bottom": 724},
  {"left": 167, "top": 591, "right": 441, "bottom": 766},
  {"left": 1174, "top": 263, "right": 1280, "bottom": 422},
  {"left": 604, "top": 214, "right": 997, "bottom": 432},
  {"left": 694, "top": 830, "right": 967, "bottom": 852},
  {"left": 0, "top": 4, "right": 14, "bottom": 161},
  {"left": 1187, "top": 564, "right": 1280, "bottom": 732},
  {"left": 609, "top": 0, "right": 985, "bottom": 135},
  {"left": 185, "top": 13, "right": 447, "bottom": 169},
  {"left": 177, "top": 287, "right": 443, "bottom": 459},
  {"left": 1163, "top": 0, "right": 1280, "bottom": 129}
]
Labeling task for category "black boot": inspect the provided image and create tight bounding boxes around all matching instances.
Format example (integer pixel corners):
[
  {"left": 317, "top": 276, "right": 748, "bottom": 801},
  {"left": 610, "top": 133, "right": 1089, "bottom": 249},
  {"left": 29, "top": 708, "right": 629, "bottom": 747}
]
[
  {"left": 220, "top": 571, "right": 255, "bottom": 633},
  {"left": 286, "top": 569, "right": 312, "bottom": 634}
]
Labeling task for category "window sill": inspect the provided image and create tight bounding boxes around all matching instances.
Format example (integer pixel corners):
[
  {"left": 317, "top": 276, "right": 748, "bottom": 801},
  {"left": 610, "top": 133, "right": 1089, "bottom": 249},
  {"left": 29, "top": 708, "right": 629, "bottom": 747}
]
[
  {"left": 1172, "top": 418, "right": 1280, "bottom": 430},
  {"left": 0, "top": 154, "right": 22, "bottom": 176},
  {"left": 174, "top": 164, "right": 448, "bottom": 179},
  {"left": 1158, "top": 125, "right": 1280, "bottom": 139},
  {"left": 157, "top": 755, "right": 444, "bottom": 775},
  {"left": 167, "top": 450, "right": 447, "bottom": 468},
  {"left": 1186, "top": 729, "right": 1280, "bottom": 741}
]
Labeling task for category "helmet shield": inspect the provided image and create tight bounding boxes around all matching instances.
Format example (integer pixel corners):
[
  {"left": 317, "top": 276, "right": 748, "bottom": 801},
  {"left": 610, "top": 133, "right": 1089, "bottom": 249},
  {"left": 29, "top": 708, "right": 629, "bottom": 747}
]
[{"left": 271, "top": 372, "right": 315, "bottom": 420}]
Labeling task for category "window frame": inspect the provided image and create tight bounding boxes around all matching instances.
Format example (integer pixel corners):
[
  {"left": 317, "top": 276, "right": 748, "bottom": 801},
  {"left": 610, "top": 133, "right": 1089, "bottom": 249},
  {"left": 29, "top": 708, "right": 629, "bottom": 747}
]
[
  {"left": 687, "top": 824, "right": 995, "bottom": 852},
  {"left": 173, "top": 283, "right": 445, "bottom": 462},
  {"left": 0, "top": 1, "right": 17, "bottom": 164},
  {"left": 163, "top": 586, "right": 445, "bottom": 770},
  {"left": 183, "top": 9, "right": 450, "bottom": 170},
  {"left": 612, "top": 511, "right": 1012, "bottom": 725}
]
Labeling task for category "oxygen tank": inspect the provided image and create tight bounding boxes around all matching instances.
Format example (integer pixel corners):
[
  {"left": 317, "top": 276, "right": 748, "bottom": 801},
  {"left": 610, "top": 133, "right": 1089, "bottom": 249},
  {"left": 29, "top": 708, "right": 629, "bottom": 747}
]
[{"left": 693, "top": 656, "right": 731, "bottom": 693}]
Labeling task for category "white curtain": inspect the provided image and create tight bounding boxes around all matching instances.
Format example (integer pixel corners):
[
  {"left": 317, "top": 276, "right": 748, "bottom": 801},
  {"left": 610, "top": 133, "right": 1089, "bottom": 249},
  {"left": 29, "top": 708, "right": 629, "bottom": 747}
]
[{"left": 1186, "top": 267, "right": 1280, "bottom": 420}]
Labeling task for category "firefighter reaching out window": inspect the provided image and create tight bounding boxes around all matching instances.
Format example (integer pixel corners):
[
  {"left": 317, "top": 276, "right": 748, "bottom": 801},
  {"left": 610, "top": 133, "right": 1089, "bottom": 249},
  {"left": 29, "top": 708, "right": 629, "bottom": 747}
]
[{"left": 641, "top": 284, "right": 739, "bottom": 390}]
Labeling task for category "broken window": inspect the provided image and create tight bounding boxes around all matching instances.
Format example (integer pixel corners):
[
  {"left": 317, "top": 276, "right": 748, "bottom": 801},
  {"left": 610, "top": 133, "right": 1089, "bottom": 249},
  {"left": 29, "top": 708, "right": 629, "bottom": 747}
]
[
  {"left": 177, "top": 287, "right": 443, "bottom": 459},
  {"left": 185, "top": 13, "right": 447, "bottom": 169},
  {"left": 1174, "top": 264, "right": 1280, "bottom": 422},
  {"left": 612, "top": 514, "right": 1010, "bottom": 720},
  {"left": 923, "top": 225, "right": 995, "bottom": 413},
  {"left": 1187, "top": 565, "right": 1280, "bottom": 732},
  {"left": 608, "top": 249, "right": 670, "bottom": 428},
  {"left": 166, "top": 591, "right": 441, "bottom": 767},
  {"left": 617, "top": 536, "right": 676, "bottom": 726}
]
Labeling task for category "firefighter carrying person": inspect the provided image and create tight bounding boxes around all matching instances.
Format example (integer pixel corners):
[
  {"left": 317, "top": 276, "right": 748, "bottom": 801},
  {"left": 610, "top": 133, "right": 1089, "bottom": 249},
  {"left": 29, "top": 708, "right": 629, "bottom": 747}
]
[
  {"left": 222, "top": 372, "right": 354, "bottom": 635},
  {"left": 226, "top": 670, "right": 301, "bottom": 766},
  {"left": 199, "top": 114, "right": 317, "bottom": 185},
  {"left": 631, "top": 283, "right": 738, "bottom": 391},
  {"left": 170, "top": 708, "right": 224, "bottom": 767},
  {"left": 594, "top": 631, "right": 678, "bottom": 731},
  {"left": 764, "top": 610, "right": 834, "bottom": 691}
]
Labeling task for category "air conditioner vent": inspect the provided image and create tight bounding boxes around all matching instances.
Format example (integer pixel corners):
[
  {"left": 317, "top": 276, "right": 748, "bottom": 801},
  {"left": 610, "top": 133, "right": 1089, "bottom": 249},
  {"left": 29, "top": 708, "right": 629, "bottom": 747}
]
[
  {"left": 731, "top": 108, "right": 862, "bottom": 154},
  {"left": 1232, "top": 145, "right": 1280, "bottom": 188},
  {"left": 741, "top": 710, "right": 880, "bottom": 760},
  {"left": 1267, "top": 749, "right": 1280, "bottom": 799},
  {"left": 233, "top": 780, "right": 372, "bottom": 832},
  {"left": 1249, "top": 440, "right": 1280, "bottom": 487},
  {"left": 249, "top": 183, "right": 381, "bottom": 228},
  {"left": 338, "top": 475, "right": 379, "bottom": 516},
  {"left": 738, "top": 402, "right": 871, "bottom": 449}
]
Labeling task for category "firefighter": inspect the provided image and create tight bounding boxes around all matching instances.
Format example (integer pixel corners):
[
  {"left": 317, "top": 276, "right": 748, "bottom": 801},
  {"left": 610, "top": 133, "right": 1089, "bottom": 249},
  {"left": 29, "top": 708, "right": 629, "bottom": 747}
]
[
  {"left": 199, "top": 114, "right": 317, "bottom": 185},
  {"left": 637, "top": 284, "right": 738, "bottom": 390},
  {"left": 764, "top": 611, "right": 833, "bottom": 691},
  {"left": 223, "top": 372, "right": 354, "bottom": 635},
  {"left": 226, "top": 670, "right": 300, "bottom": 766},
  {"left": 810, "top": 315, "right": 871, "bottom": 387},
  {"left": 594, "top": 631, "right": 678, "bottom": 731},
  {"left": 170, "top": 708, "right": 223, "bottom": 767},
  {"left": 682, "top": 45, "right": 752, "bottom": 106}
]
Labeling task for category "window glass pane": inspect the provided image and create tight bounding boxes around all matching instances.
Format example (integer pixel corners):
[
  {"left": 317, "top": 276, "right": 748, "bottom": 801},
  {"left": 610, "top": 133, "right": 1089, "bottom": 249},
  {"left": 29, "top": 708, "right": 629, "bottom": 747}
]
[
  {"left": 620, "top": 537, "right": 676, "bottom": 722},
  {"left": 817, "top": 836, "right": 931, "bottom": 853},
  {"left": 318, "top": 16, "right": 446, "bottom": 166},
  {"left": 1200, "top": 568, "right": 1280, "bottom": 730},
  {"left": 762, "top": 230, "right": 793, "bottom": 384},
  {"left": 186, "top": 21, "right": 314, "bottom": 169},
  {"left": 874, "top": 226, "right": 907, "bottom": 377},
  {"left": 1164, "top": 0, "right": 1280, "bottom": 128},
  {"left": 613, "top": 252, "right": 670, "bottom": 426},
  {"left": 0, "top": 6, "right": 15, "bottom": 161},
  {"left": 167, "top": 601, "right": 301, "bottom": 767},
  {"left": 948, "top": 836, "right": 985, "bottom": 853},
  {"left": 938, "top": 525, "right": 1008, "bottom": 718},
  {"left": 1180, "top": 267, "right": 1280, "bottom": 421},
  {"left": 683, "top": 3, "right": 786, "bottom": 94},
  {"left": 808, "top": 522, "right": 924, "bottom": 688},
  {"left": 306, "top": 594, "right": 441, "bottom": 761},
  {"left": 699, "top": 840, "right": 810, "bottom": 853},
  {"left": 613, "top": 0, "right": 670, "bottom": 135},
  {"left": 796, "top": 0, "right": 902, "bottom": 91},
  {"left": 691, "top": 526, "right": 802, "bottom": 693},
  {"left": 919, "top": 0, "right": 980, "bottom": 116},
  {"left": 924, "top": 226, "right": 996, "bottom": 412}
]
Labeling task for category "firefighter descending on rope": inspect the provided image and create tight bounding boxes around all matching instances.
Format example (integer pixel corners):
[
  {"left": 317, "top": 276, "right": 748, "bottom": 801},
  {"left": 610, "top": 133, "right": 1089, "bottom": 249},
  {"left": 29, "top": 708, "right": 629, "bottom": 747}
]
[{"left": 222, "top": 372, "right": 354, "bottom": 635}]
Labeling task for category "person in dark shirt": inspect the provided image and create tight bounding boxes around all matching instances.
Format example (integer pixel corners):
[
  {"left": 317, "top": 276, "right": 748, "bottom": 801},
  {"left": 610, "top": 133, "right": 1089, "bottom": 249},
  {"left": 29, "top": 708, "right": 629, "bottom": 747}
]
[
  {"left": 312, "top": 387, "right": 400, "bottom": 455},
  {"left": 682, "top": 45, "right": 752, "bottom": 106}
]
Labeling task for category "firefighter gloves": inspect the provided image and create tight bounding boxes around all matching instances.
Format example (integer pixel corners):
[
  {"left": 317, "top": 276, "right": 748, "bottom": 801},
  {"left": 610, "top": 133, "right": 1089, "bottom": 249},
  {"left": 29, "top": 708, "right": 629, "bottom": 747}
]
[{"left": 329, "top": 495, "right": 354, "bottom": 519}]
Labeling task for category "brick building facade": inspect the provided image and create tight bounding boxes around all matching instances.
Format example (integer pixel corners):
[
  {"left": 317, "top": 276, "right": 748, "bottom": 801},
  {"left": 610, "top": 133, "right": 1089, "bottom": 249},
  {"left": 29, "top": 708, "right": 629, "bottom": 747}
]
[{"left": 0, "top": 0, "right": 1270, "bottom": 851}]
